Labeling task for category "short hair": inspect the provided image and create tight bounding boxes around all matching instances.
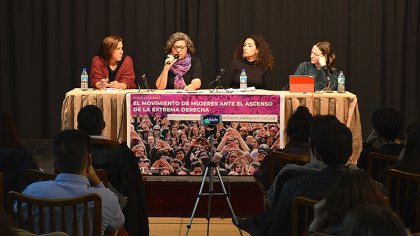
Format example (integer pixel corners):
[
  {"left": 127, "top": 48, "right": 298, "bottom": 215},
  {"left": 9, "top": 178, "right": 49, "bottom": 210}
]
[
  {"left": 54, "top": 129, "right": 91, "bottom": 174},
  {"left": 164, "top": 32, "right": 196, "bottom": 54},
  {"left": 97, "top": 36, "right": 123, "bottom": 63},
  {"left": 340, "top": 205, "right": 409, "bottom": 236},
  {"left": 234, "top": 34, "right": 274, "bottom": 71},
  {"left": 77, "top": 105, "right": 104, "bottom": 135},
  {"left": 0, "top": 110, "right": 23, "bottom": 148},
  {"left": 312, "top": 120, "right": 352, "bottom": 166},
  {"left": 286, "top": 106, "right": 312, "bottom": 142},
  {"left": 371, "top": 107, "right": 401, "bottom": 142},
  {"left": 309, "top": 115, "right": 339, "bottom": 149},
  {"left": 315, "top": 41, "right": 336, "bottom": 71},
  {"left": 190, "top": 161, "right": 203, "bottom": 172}
]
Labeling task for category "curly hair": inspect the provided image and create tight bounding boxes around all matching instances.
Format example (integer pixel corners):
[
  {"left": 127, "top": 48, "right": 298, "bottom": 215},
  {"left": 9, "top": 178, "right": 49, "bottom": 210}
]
[
  {"left": 315, "top": 41, "right": 336, "bottom": 71},
  {"left": 163, "top": 32, "right": 196, "bottom": 54},
  {"left": 234, "top": 34, "right": 274, "bottom": 71}
]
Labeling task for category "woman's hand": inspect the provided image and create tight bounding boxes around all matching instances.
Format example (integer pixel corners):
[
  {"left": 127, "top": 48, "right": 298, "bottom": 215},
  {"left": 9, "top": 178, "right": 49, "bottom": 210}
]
[
  {"left": 319, "top": 56, "right": 327, "bottom": 67},
  {"left": 184, "top": 84, "right": 196, "bottom": 91}
]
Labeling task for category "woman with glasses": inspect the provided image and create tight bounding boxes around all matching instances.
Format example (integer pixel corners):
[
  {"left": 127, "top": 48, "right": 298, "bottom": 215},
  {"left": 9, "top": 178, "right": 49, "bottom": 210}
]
[
  {"left": 224, "top": 34, "right": 274, "bottom": 89},
  {"left": 90, "top": 35, "right": 136, "bottom": 89},
  {"left": 156, "top": 32, "right": 202, "bottom": 90}
]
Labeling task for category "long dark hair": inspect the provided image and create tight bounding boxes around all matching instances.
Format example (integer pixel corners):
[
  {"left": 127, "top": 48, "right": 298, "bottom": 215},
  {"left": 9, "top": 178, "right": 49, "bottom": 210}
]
[{"left": 0, "top": 110, "right": 23, "bottom": 148}]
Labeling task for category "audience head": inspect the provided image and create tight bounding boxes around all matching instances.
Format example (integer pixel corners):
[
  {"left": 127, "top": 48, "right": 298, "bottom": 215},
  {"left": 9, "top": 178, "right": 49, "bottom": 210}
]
[
  {"left": 309, "top": 115, "right": 339, "bottom": 150},
  {"left": 312, "top": 41, "right": 336, "bottom": 70},
  {"left": 312, "top": 120, "right": 352, "bottom": 166},
  {"left": 0, "top": 110, "right": 23, "bottom": 148},
  {"left": 54, "top": 129, "right": 91, "bottom": 175},
  {"left": 401, "top": 118, "right": 420, "bottom": 162},
  {"left": 323, "top": 171, "right": 388, "bottom": 226},
  {"left": 77, "top": 105, "right": 105, "bottom": 135},
  {"left": 190, "top": 161, "right": 203, "bottom": 175},
  {"left": 97, "top": 35, "right": 124, "bottom": 63},
  {"left": 235, "top": 34, "right": 274, "bottom": 71},
  {"left": 339, "top": 205, "right": 409, "bottom": 236},
  {"left": 371, "top": 107, "right": 401, "bottom": 142},
  {"left": 286, "top": 106, "right": 312, "bottom": 142},
  {"left": 164, "top": 32, "right": 196, "bottom": 57}
]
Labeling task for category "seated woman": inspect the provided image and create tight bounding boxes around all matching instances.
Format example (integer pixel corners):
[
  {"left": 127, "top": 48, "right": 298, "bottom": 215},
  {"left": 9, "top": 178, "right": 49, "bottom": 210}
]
[
  {"left": 155, "top": 32, "right": 201, "bottom": 90},
  {"left": 309, "top": 171, "right": 388, "bottom": 235},
  {"left": 293, "top": 41, "right": 341, "bottom": 91},
  {"left": 224, "top": 34, "right": 274, "bottom": 89},
  {"left": 0, "top": 110, "right": 39, "bottom": 193},
  {"left": 90, "top": 35, "right": 136, "bottom": 89}
]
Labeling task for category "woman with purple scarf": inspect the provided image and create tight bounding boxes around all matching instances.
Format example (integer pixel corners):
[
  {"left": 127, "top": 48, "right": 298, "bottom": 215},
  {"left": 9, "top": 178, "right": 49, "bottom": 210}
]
[{"left": 156, "top": 32, "right": 202, "bottom": 90}]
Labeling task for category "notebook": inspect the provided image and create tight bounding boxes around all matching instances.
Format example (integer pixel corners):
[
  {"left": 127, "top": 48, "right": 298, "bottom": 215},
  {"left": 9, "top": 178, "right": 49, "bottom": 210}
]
[{"left": 289, "top": 75, "right": 315, "bottom": 93}]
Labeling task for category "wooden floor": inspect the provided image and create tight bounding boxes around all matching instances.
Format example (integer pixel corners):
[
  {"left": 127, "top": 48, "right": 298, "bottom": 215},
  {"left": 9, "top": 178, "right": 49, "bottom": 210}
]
[{"left": 149, "top": 217, "right": 250, "bottom": 236}]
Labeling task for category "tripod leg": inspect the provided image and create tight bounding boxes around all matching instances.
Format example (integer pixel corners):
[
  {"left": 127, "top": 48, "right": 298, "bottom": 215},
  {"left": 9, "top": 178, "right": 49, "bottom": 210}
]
[
  {"left": 215, "top": 168, "right": 244, "bottom": 236},
  {"left": 206, "top": 165, "right": 214, "bottom": 235},
  {"left": 185, "top": 166, "right": 210, "bottom": 236}
]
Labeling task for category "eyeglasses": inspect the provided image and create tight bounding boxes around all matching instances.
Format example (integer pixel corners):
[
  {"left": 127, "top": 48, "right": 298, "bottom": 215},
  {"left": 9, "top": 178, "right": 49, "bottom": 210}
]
[{"left": 172, "top": 45, "right": 186, "bottom": 51}]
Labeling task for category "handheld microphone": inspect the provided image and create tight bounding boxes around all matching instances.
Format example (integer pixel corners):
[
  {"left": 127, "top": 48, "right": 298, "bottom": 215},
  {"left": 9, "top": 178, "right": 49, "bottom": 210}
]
[{"left": 165, "top": 54, "right": 179, "bottom": 65}]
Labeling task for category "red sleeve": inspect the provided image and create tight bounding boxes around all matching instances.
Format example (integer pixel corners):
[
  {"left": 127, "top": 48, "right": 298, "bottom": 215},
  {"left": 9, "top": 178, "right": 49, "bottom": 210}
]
[
  {"left": 116, "top": 56, "right": 137, "bottom": 89},
  {"left": 90, "top": 56, "right": 108, "bottom": 88}
]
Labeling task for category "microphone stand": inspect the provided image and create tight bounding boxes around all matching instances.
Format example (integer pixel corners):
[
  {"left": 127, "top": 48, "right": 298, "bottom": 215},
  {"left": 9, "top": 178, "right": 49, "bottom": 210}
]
[
  {"left": 209, "top": 74, "right": 230, "bottom": 93},
  {"left": 137, "top": 74, "right": 154, "bottom": 93},
  {"left": 320, "top": 66, "right": 333, "bottom": 93}
]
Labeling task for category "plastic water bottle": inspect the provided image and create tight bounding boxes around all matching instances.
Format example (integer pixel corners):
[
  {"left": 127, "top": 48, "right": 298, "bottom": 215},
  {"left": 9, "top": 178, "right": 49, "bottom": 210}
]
[
  {"left": 239, "top": 69, "right": 247, "bottom": 91},
  {"left": 81, "top": 67, "right": 88, "bottom": 91},
  {"left": 337, "top": 71, "right": 345, "bottom": 93}
]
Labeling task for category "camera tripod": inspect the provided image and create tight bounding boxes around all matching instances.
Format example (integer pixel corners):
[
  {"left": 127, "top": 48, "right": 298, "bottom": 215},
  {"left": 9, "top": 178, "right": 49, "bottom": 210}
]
[{"left": 185, "top": 134, "right": 243, "bottom": 236}]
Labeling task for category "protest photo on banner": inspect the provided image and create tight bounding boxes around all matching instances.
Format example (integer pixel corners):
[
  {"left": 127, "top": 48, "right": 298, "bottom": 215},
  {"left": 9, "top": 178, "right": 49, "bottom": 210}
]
[{"left": 127, "top": 93, "right": 282, "bottom": 176}]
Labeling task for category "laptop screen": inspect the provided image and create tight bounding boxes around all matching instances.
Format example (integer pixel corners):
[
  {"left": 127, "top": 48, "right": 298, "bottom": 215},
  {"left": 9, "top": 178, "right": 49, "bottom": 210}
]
[{"left": 289, "top": 75, "right": 315, "bottom": 93}]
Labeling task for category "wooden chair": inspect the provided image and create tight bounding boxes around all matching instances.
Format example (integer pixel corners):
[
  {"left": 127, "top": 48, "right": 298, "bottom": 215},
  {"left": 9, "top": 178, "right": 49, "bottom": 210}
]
[
  {"left": 268, "top": 151, "right": 310, "bottom": 186},
  {"left": 25, "top": 169, "right": 109, "bottom": 187},
  {"left": 291, "top": 196, "right": 318, "bottom": 236},
  {"left": 6, "top": 191, "right": 102, "bottom": 236},
  {"left": 366, "top": 152, "right": 399, "bottom": 180}
]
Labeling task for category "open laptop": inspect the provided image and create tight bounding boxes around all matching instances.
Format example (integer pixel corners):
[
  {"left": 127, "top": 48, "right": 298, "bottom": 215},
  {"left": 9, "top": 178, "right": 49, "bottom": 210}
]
[{"left": 289, "top": 75, "right": 315, "bottom": 93}]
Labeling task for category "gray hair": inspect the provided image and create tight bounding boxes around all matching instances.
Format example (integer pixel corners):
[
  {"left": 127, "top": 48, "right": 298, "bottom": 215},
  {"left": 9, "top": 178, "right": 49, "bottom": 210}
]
[{"left": 164, "top": 32, "right": 196, "bottom": 54}]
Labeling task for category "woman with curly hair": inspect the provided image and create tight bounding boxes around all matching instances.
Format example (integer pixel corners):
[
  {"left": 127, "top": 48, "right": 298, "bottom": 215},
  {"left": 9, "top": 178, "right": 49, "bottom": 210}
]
[
  {"left": 156, "top": 32, "right": 202, "bottom": 90},
  {"left": 224, "top": 34, "right": 274, "bottom": 89}
]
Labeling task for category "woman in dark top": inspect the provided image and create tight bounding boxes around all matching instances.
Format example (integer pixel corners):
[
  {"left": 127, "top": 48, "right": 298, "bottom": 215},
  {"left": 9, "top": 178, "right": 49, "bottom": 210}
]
[
  {"left": 0, "top": 110, "right": 39, "bottom": 193},
  {"left": 294, "top": 41, "right": 340, "bottom": 91},
  {"left": 156, "top": 32, "right": 202, "bottom": 90},
  {"left": 224, "top": 34, "right": 274, "bottom": 89},
  {"left": 90, "top": 35, "right": 136, "bottom": 89}
]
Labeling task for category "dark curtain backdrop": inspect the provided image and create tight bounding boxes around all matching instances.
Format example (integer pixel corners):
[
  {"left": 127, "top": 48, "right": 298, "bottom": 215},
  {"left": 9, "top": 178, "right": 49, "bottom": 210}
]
[{"left": 1, "top": 0, "right": 419, "bottom": 139}]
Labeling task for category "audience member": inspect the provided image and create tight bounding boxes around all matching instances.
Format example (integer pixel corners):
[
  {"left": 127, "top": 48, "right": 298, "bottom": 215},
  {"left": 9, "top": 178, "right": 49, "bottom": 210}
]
[
  {"left": 20, "top": 130, "right": 124, "bottom": 235},
  {"left": 235, "top": 119, "right": 354, "bottom": 236},
  {"left": 77, "top": 105, "right": 149, "bottom": 236},
  {"left": 254, "top": 106, "right": 312, "bottom": 190},
  {"left": 339, "top": 205, "right": 410, "bottom": 236},
  {"left": 358, "top": 107, "right": 404, "bottom": 170},
  {"left": 309, "top": 171, "right": 388, "bottom": 235},
  {"left": 155, "top": 32, "right": 201, "bottom": 90},
  {"left": 224, "top": 34, "right": 274, "bottom": 89},
  {"left": 90, "top": 35, "right": 136, "bottom": 89},
  {"left": 384, "top": 118, "right": 420, "bottom": 174},
  {"left": 0, "top": 110, "right": 39, "bottom": 194}
]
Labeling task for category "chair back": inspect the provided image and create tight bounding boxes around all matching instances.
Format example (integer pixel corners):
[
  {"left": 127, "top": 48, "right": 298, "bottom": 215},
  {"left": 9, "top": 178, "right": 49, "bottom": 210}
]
[
  {"left": 385, "top": 169, "right": 420, "bottom": 214},
  {"left": 366, "top": 152, "right": 399, "bottom": 180},
  {"left": 25, "top": 169, "right": 109, "bottom": 187},
  {"left": 291, "top": 196, "right": 318, "bottom": 236},
  {"left": 268, "top": 151, "right": 309, "bottom": 186},
  {"left": 6, "top": 191, "right": 102, "bottom": 236}
]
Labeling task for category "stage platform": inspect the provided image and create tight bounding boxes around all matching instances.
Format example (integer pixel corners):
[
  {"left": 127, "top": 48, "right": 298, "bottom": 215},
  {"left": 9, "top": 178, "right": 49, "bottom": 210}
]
[{"left": 23, "top": 139, "right": 264, "bottom": 218}]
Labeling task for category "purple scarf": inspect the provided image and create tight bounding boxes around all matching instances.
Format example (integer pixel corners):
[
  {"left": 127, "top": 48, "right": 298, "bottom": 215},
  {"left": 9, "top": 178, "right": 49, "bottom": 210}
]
[{"left": 170, "top": 54, "right": 191, "bottom": 89}]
